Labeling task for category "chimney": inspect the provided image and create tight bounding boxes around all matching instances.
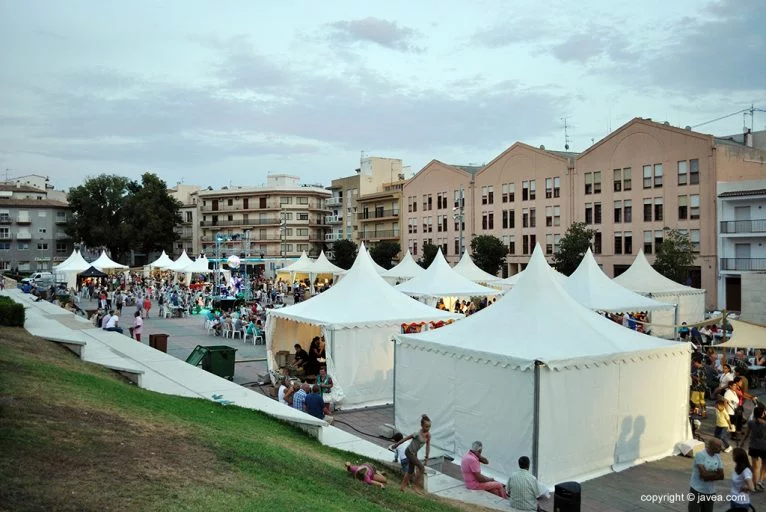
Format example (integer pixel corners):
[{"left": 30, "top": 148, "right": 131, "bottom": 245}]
[{"left": 745, "top": 128, "right": 753, "bottom": 148}]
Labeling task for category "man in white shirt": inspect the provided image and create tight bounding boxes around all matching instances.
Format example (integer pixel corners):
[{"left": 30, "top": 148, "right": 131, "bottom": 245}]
[
  {"left": 101, "top": 311, "right": 112, "bottom": 330},
  {"left": 104, "top": 311, "right": 123, "bottom": 334},
  {"left": 688, "top": 438, "right": 724, "bottom": 512}
]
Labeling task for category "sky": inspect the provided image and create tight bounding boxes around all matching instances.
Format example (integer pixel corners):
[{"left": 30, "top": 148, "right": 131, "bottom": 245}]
[{"left": 0, "top": 0, "right": 764, "bottom": 190}]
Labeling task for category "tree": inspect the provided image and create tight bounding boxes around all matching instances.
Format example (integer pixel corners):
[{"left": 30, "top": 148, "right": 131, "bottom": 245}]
[
  {"left": 653, "top": 229, "right": 696, "bottom": 284},
  {"left": 66, "top": 174, "right": 132, "bottom": 261},
  {"left": 369, "top": 241, "right": 401, "bottom": 270},
  {"left": 418, "top": 243, "right": 439, "bottom": 268},
  {"left": 470, "top": 235, "right": 507, "bottom": 276},
  {"left": 331, "top": 240, "right": 357, "bottom": 270},
  {"left": 552, "top": 222, "right": 595, "bottom": 276},
  {"left": 122, "top": 173, "right": 183, "bottom": 257}
]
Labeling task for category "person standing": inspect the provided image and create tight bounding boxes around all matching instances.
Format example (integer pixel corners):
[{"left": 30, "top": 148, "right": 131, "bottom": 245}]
[
  {"left": 727, "top": 448, "right": 755, "bottom": 509},
  {"left": 713, "top": 398, "right": 734, "bottom": 452},
  {"left": 460, "top": 441, "right": 507, "bottom": 498},
  {"left": 143, "top": 296, "right": 152, "bottom": 318},
  {"left": 740, "top": 405, "right": 766, "bottom": 491},
  {"left": 132, "top": 311, "right": 143, "bottom": 342},
  {"left": 391, "top": 414, "right": 431, "bottom": 493},
  {"left": 688, "top": 438, "right": 724, "bottom": 512}
]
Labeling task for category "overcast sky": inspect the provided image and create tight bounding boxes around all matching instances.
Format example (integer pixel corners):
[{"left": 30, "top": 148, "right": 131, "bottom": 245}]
[{"left": 0, "top": 0, "right": 764, "bottom": 190}]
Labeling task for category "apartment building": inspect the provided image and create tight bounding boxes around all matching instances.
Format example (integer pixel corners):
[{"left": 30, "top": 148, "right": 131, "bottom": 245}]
[
  {"left": 357, "top": 179, "right": 405, "bottom": 245},
  {"left": 1, "top": 174, "right": 68, "bottom": 202},
  {"left": 197, "top": 174, "right": 330, "bottom": 259},
  {"left": 0, "top": 199, "right": 73, "bottom": 273},
  {"left": 327, "top": 175, "right": 358, "bottom": 244},
  {"left": 168, "top": 183, "right": 201, "bottom": 256}
]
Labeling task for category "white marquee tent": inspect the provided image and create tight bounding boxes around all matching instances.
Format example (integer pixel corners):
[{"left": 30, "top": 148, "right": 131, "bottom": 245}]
[
  {"left": 497, "top": 266, "right": 566, "bottom": 289},
  {"left": 91, "top": 250, "right": 128, "bottom": 271},
  {"left": 310, "top": 250, "right": 346, "bottom": 276},
  {"left": 179, "top": 256, "right": 213, "bottom": 274},
  {"left": 614, "top": 250, "right": 706, "bottom": 337},
  {"left": 53, "top": 250, "right": 92, "bottom": 289},
  {"left": 266, "top": 244, "right": 462, "bottom": 409},
  {"left": 276, "top": 251, "right": 315, "bottom": 279},
  {"left": 165, "top": 251, "right": 194, "bottom": 272},
  {"left": 452, "top": 251, "right": 501, "bottom": 284},
  {"left": 394, "top": 249, "right": 501, "bottom": 299},
  {"left": 149, "top": 250, "right": 174, "bottom": 269},
  {"left": 393, "top": 245, "right": 690, "bottom": 486},
  {"left": 563, "top": 249, "right": 676, "bottom": 315},
  {"left": 382, "top": 250, "right": 424, "bottom": 282}
]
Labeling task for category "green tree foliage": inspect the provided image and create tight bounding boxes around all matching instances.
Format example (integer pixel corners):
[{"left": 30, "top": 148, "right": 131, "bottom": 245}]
[
  {"left": 66, "top": 173, "right": 182, "bottom": 263},
  {"left": 330, "top": 240, "right": 357, "bottom": 270},
  {"left": 552, "top": 222, "right": 596, "bottom": 276},
  {"left": 418, "top": 243, "right": 439, "bottom": 268},
  {"left": 653, "top": 229, "right": 696, "bottom": 284},
  {"left": 369, "top": 241, "right": 401, "bottom": 270},
  {"left": 470, "top": 235, "right": 507, "bottom": 276}
]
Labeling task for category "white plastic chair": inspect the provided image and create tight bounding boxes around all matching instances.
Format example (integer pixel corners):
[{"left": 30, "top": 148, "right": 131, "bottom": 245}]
[
  {"left": 222, "top": 323, "right": 232, "bottom": 338},
  {"left": 230, "top": 326, "right": 242, "bottom": 340}
]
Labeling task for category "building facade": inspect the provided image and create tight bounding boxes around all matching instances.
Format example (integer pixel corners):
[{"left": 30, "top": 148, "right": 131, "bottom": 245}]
[
  {"left": 0, "top": 199, "right": 73, "bottom": 273},
  {"left": 168, "top": 183, "right": 201, "bottom": 257},
  {"left": 327, "top": 175, "right": 359, "bottom": 244},
  {"left": 357, "top": 179, "right": 404, "bottom": 246},
  {"left": 197, "top": 174, "right": 330, "bottom": 259}
]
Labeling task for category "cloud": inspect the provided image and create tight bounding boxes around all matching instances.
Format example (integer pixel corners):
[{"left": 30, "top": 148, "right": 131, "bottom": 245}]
[
  {"left": 472, "top": 17, "right": 557, "bottom": 48},
  {"left": 326, "top": 17, "right": 423, "bottom": 52},
  {"left": 548, "top": 27, "right": 637, "bottom": 64}
]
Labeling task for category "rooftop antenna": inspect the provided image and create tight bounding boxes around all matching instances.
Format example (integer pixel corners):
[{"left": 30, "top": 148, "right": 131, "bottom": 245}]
[
  {"left": 744, "top": 103, "right": 754, "bottom": 133},
  {"left": 561, "top": 116, "right": 571, "bottom": 151}
]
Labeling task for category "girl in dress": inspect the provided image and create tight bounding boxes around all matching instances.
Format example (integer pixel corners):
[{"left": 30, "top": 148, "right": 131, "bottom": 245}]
[{"left": 391, "top": 414, "right": 431, "bottom": 493}]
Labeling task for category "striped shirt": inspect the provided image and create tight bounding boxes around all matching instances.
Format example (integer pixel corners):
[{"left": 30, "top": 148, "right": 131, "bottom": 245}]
[{"left": 507, "top": 469, "right": 540, "bottom": 511}]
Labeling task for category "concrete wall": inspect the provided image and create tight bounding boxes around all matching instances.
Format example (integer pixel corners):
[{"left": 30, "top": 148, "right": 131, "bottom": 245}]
[{"left": 741, "top": 273, "right": 766, "bottom": 325}]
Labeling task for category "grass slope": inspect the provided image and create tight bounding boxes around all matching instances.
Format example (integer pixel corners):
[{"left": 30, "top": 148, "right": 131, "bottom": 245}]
[{"left": 0, "top": 327, "right": 482, "bottom": 512}]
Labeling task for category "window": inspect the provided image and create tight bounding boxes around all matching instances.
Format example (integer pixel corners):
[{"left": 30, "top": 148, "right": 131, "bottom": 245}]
[
  {"left": 613, "top": 169, "right": 622, "bottom": 192},
  {"left": 546, "top": 234, "right": 554, "bottom": 255},
  {"left": 529, "top": 180, "right": 536, "bottom": 200},
  {"left": 614, "top": 233, "right": 623, "bottom": 255},
  {"left": 553, "top": 206, "right": 561, "bottom": 226},
  {"left": 553, "top": 177, "right": 560, "bottom": 198},
  {"left": 0, "top": 242, "right": 9, "bottom": 250},
  {"left": 545, "top": 206, "right": 553, "bottom": 227},
  {"left": 185, "top": 211, "right": 193, "bottom": 223},
  {"left": 226, "top": 199, "right": 233, "bottom": 206},
  {"left": 56, "top": 242, "right": 67, "bottom": 253},
  {"left": 482, "top": 186, "right": 489, "bottom": 205},
  {"left": 502, "top": 183, "right": 515, "bottom": 203},
  {"left": 584, "top": 173, "right": 593, "bottom": 195},
  {"left": 624, "top": 232, "right": 633, "bottom": 254},
  {"left": 297, "top": 228, "right": 308, "bottom": 236},
  {"left": 440, "top": 215, "right": 447, "bottom": 232},
  {"left": 408, "top": 218, "right": 414, "bottom": 234},
  {"left": 437, "top": 192, "right": 447, "bottom": 209},
  {"left": 37, "top": 243, "right": 48, "bottom": 250},
  {"left": 643, "top": 198, "right": 652, "bottom": 222},
  {"left": 593, "top": 232, "right": 602, "bottom": 254},
  {"left": 614, "top": 200, "right": 622, "bottom": 223},
  {"left": 677, "top": 161, "right": 688, "bottom": 185},
  {"left": 38, "top": 228, "right": 46, "bottom": 234},
  {"left": 487, "top": 186, "right": 494, "bottom": 204},
  {"left": 482, "top": 212, "right": 494, "bottom": 230},
  {"left": 299, "top": 196, "right": 310, "bottom": 205},
  {"left": 297, "top": 244, "right": 309, "bottom": 252},
  {"left": 283, "top": 228, "right": 293, "bottom": 236},
  {"left": 522, "top": 181, "right": 529, "bottom": 201},
  {"left": 422, "top": 194, "right": 433, "bottom": 211},
  {"left": 282, "top": 212, "right": 293, "bottom": 220},
  {"left": 227, "top": 214, "right": 233, "bottom": 221},
  {"left": 554, "top": 234, "right": 561, "bottom": 253},
  {"left": 654, "top": 198, "right": 663, "bottom": 222},
  {"left": 454, "top": 237, "right": 460, "bottom": 255},
  {"left": 412, "top": 241, "right": 418, "bottom": 255},
  {"left": 436, "top": 215, "right": 444, "bottom": 232},
  {"left": 503, "top": 209, "right": 515, "bottom": 229},
  {"left": 678, "top": 195, "right": 688, "bottom": 220},
  {"left": 428, "top": 217, "right": 433, "bottom": 232},
  {"left": 509, "top": 235, "right": 516, "bottom": 254},
  {"left": 280, "top": 243, "right": 293, "bottom": 253},
  {"left": 690, "top": 194, "right": 700, "bottom": 219},
  {"left": 38, "top": 210, "right": 46, "bottom": 217},
  {"left": 453, "top": 190, "right": 464, "bottom": 208},
  {"left": 545, "top": 178, "right": 553, "bottom": 199},
  {"left": 585, "top": 203, "right": 593, "bottom": 224},
  {"left": 643, "top": 165, "right": 652, "bottom": 188},
  {"left": 280, "top": 196, "right": 292, "bottom": 204},
  {"left": 522, "top": 208, "right": 529, "bottom": 228},
  {"left": 593, "top": 172, "right": 601, "bottom": 194},
  {"left": 689, "top": 159, "right": 699, "bottom": 185},
  {"left": 654, "top": 230, "right": 664, "bottom": 253},
  {"left": 624, "top": 200, "right": 632, "bottom": 223},
  {"left": 454, "top": 215, "right": 464, "bottom": 231},
  {"left": 644, "top": 231, "right": 653, "bottom": 254},
  {"left": 522, "top": 235, "right": 530, "bottom": 255},
  {"left": 530, "top": 208, "right": 536, "bottom": 228},
  {"left": 594, "top": 202, "right": 601, "bottom": 224},
  {"left": 623, "top": 167, "right": 632, "bottom": 191},
  {"left": 17, "top": 242, "right": 29, "bottom": 250},
  {"left": 653, "top": 164, "right": 663, "bottom": 188},
  {"left": 298, "top": 213, "right": 309, "bottom": 221},
  {"left": 690, "top": 229, "right": 700, "bottom": 252}
]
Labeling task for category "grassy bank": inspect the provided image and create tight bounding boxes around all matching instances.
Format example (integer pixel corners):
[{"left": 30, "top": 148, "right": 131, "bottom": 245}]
[{"left": 0, "top": 327, "right": 481, "bottom": 512}]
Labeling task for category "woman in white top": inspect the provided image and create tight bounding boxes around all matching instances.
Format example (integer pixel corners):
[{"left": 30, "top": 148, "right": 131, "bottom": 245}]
[
  {"left": 728, "top": 448, "right": 755, "bottom": 510},
  {"left": 718, "top": 364, "right": 735, "bottom": 391}
]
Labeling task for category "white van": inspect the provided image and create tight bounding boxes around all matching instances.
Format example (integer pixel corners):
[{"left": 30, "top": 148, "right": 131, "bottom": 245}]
[{"left": 21, "top": 272, "right": 54, "bottom": 284}]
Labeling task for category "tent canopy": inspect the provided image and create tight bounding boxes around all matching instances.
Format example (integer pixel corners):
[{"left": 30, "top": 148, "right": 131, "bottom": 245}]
[
  {"left": 396, "top": 245, "right": 679, "bottom": 369},
  {"left": 78, "top": 266, "right": 108, "bottom": 278},
  {"left": 91, "top": 250, "right": 128, "bottom": 270},
  {"left": 718, "top": 319, "right": 766, "bottom": 349},
  {"left": 277, "top": 251, "right": 315, "bottom": 275},
  {"left": 562, "top": 249, "right": 675, "bottom": 313},
  {"left": 614, "top": 249, "right": 704, "bottom": 296},
  {"left": 149, "top": 250, "right": 174, "bottom": 269},
  {"left": 382, "top": 250, "right": 425, "bottom": 280},
  {"left": 180, "top": 256, "right": 212, "bottom": 273},
  {"left": 310, "top": 250, "right": 346, "bottom": 275},
  {"left": 370, "top": 258, "right": 388, "bottom": 275},
  {"left": 394, "top": 249, "right": 500, "bottom": 298},
  {"left": 269, "top": 244, "right": 462, "bottom": 329},
  {"left": 452, "top": 251, "right": 501, "bottom": 283},
  {"left": 165, "top": 250, "right": 194, "bottom": 272},
  {"left": 497, "top": 265, "right": 566, "bottom": 289},
  {"left": 54, "top": 250, "right": 91, "bottom": 273}
]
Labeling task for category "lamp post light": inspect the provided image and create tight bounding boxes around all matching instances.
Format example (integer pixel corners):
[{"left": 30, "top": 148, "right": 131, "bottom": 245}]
[
  {"left": 280, "top": 211, "right": 288, "bottom": 264},
  {"left": 452, "top": 186, "right": 465, "bottom": 256}
]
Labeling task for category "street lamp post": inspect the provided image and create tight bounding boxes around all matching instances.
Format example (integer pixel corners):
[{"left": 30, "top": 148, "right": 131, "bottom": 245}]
[
  {"left": 452, "top": 186, "right": 465, "bottom": 256},
  {"left": 280, "top": 211, "right": 287, "bottom": 266}
]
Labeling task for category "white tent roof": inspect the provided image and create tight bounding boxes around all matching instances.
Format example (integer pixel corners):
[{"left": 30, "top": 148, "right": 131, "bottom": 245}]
[
  {"left": 91, "top": 250, "right": 128, "bottom": 270},
  {"left": 179, "top": 256, "right": 212, "bottom": 273},
  {"left": 54, "top": 250, "right": 91, "bottom": 273},
  {"left": 268, "top": 244, "right": 462, "bottom": 328},
  {"left": 382, "top": 250, "right": 425, "bottom": 280},
  {"left": 395, "top": 249, "right": 500, "bottom": 298},
  {"left": 165, "top": 251, "right": 194, "bottom": 272},
  {"left": 277, "top": 251, "right": 315, "bottom": 274},
  {"left": 562, "top": 249, "right": 675, "bottom": 313},
  {"left": 371, "top": 259, "right": 388, "bottom": 275},
  {"left": 614, "top": 249, "right": 705, "bottom": 296},
  {"left": 310, "top": 250, "right": 346, "bottom": 275},
  {"left": 149, "top": 250, "right": 174, "bottom": 269},
  {"left": 395, "top": 245, "right": 680, "bottom": 370},
  {"left": 497, "top": 265, "right": 566, "bottom": 289},
  {"left": 452, "top": 251, "right": 501, "bottom": 283}
]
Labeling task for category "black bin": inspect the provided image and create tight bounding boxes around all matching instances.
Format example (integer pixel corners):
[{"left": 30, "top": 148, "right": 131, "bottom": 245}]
[
  {"left": 149, "top": 333, "right": 169, "bottom": 353},
  {"left": 554, "top": 481, "right": 581, "bottom": 512}
]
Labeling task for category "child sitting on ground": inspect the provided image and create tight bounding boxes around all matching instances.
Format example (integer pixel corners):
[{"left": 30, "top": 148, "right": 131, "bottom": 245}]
[{"left": 345, "top": 462, "right": 387, "bottom": 488}]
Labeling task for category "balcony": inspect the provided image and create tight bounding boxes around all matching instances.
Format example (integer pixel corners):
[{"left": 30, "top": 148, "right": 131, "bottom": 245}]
[
  {"left": 0, "top": 216, "right": 12, "bottom": 224},
  {"left": 358, "top": 209, "right": 399, "bottom": 221},
  {"left": 720, "top": 219, "right": 766, "bottom": 235},
  {"left": 16, "top": 231, "right": 32, "bottom": 240},
  {"left": 324, "top": 232, "right": 343, "bottom": 242},
  {"left": 55, "top": 217, "right": 68, "bottom": 225},
  {"left": 16, "top": 216, "right": 31, "bottom": 224},
  {"left": 200, "top": 218, "right": 280, "bottom": 227},
  {"left": 721, "top": 258, "right": 766, "bottom": 271},
  {"left": 55, "top": 232, "right": 71, "bottom": 239},
  {"left": 325, "top": 215, "right": 341, "bottom": 224},
  {"left": 327, "top": 197, "right": 342, "bottom": 207},
  {"left": 360, "top": 230, "right": 400, "bottom": 240}
]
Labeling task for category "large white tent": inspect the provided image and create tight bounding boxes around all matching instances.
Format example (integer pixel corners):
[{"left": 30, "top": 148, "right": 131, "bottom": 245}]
[
  {"left": 563, "top": 249, "right": 676, "bottom": 315},
  {"left": 91, "top": 250, "right": 128, "bottom": 271},
  {"left": 394, "top": 249, "right": 500, "bottom": 299},
  {"left": 382, "top": 250, "right": 424, "bottom": 283},
  {"left": 53, "top": 250, "right": 91, "bottom": 289},
  {"left": 266, "top": 244, "right": 462, "bottom": 409},
  {"left": 497, "top": 266, "right": 566, "bottom": 289},
  {"left": 393, "top": 245, "right": 690, "bottom": 486},
  {"left": 149, "top": 250, "right": 174, "bottom": 269},
  {"left": 452, "top": 251, "right": 501, "bottom": 284},
  {"left": 179, "top": 256, "right": 213, "bottom": 274},
  {"left": 614, "top": 250, "right": 706, "bottom": 337},
  {"left": 276, "top": 251, "right": 315, "bottom": 279},
  {"left": 165, "top": 251, "right": 194, "bottom": 272},
  {"left": 310, "top": 250, "right": 346, "bottom": 276}
]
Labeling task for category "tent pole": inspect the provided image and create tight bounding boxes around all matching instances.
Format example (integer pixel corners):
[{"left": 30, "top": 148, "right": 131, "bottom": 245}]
[
  {"left": 392, "top": 336, "right": 397, "bottom": 429},
  {"left": 673, "top": 304, "right": 679, "bottom": 340},
  {"left": 532, "top": 360, "right": 541, "bottom": 479}
]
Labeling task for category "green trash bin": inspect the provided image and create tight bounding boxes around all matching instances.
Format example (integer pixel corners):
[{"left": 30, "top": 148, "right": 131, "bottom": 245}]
[{"left": 186, "top": 345, "right": 237, "bottom": 381}]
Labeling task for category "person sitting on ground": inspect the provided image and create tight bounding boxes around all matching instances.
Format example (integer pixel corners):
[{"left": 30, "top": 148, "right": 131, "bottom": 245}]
[
  {"left": 304, "top": 384, "right": 325, "bottom": 420},
  {"left": 292, "top": 383, "right": 308, "bottom": 411},
  {"left": 101, "top": 310, "right": 113, "bottom": 330},
  {"left": 507, "top": 456, "right": 545, "bottom": 512},
  {"left": 460, "top": 441, "right": 507, "bottom": 498},
  {"left": 345, "top": 462, "right": 387, "bottom": 488},
  {"left": 104, "top": 310, "right": 123, "bottom": 334},
  {"left": 277, "top": 377, "right": 293, "bottom": 406}
]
